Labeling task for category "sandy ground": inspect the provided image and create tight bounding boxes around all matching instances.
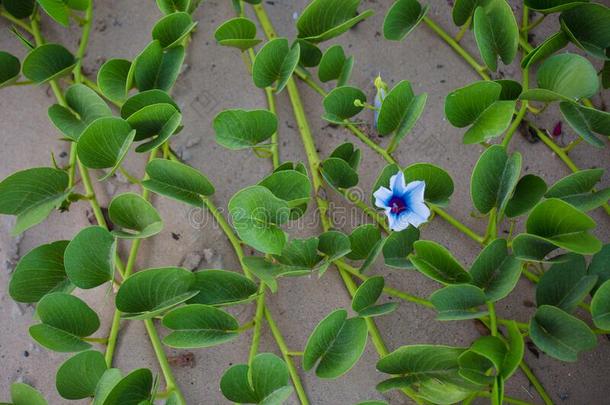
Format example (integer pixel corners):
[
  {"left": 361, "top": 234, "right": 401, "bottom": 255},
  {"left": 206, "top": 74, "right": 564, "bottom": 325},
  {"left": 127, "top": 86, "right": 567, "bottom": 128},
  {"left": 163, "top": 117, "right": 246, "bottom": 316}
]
[{"left": 1, "top": 0, "right": 610, "bottom": 404}]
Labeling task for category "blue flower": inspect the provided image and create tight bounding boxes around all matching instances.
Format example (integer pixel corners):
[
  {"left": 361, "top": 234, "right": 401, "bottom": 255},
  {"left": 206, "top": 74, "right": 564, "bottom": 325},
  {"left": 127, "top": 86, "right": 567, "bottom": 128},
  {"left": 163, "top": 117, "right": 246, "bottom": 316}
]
[{"left": 373, "top": 171, "right": 430, "bottom": 231}]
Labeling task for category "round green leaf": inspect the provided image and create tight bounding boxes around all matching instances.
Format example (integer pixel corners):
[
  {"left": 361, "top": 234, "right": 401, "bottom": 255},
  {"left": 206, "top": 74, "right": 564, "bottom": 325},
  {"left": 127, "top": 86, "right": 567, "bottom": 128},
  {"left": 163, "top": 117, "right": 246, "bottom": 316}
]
[
  {"left": 591, "top": 280, "right": 610, "bottom": 330},
  {"left": 220, "top": 353, "right": 292, "bottom": 404},
  {"left": 383, "top": 0, "right": 429, "bottom": 41},
  {"left": 560, "top": 3, "right": 610, "bottom": 59},
  {"left": 115, "top": 267, "right": 197, "bottom": 319},
  {"left": 22, "top": 43, "right": 75, "bottom": 83},
  {"left": 346, "top": 224, "right": 381, "bottom": 260},
  {"left": 529, "top": 305, "right": 596, "bottom": 362},
  {"left": 102, "top": 368, "right": 152, "bottom": 405},
  {"left": 30, "top": 292, "right": 100, "bottom": 352},
  {"left": 470, "top": 239, "right": 521, "bottom": 302},
  {"left": 77, "top": 117, "right": 135, "bottom": 180},
  {"left": 520, "top": 53, "right": 599, "bottom": 102},
  {"left": 156, "top": 0, "right": 190, "bottom": 14},
  {"left": 524, "top": 0, "right": 588, "bottom": 13},
  {"left": 213, "top": 109, "right": 277, "bottom": 150},
  {"left": 559, "top": 102, "right": 610, "bottom": 148},
  {"left": 152, "top": 12, "right": 197, "bottom": 49},
  {"left": 303, "top": 309, "right": 368, "bottom": 378},
  {"left": 215, "top": 17, "right": 261, "bottom": 51},
  {"left": 473, "top": 0, "right": 519, "bottom": 71},
  {"left": 296, "top": 0, "right": 374, "bottom": 43},
  {"left": 430, "top": 284, "right": 488, "bottom": 320},
  {"left": 162, "top": 304, "right": 239, "bottom": 348},
  {"left": 404, "top": 163, "right": 454, "bottom": 206},
  {"left": 142, "top": 158, "right": 215, "bottom": 206},
  {"left": 108, "top": 193, "right": 163, "bottom": 239},
  {"left": 10, "top": 383, "right": 47, "bottom": 405},
  {"left": 120, "top": 89, "right": 179, "bottom": 119},
  {"left": 505, "top": 174, "right": 547, "bottom": 218},
  {"left": 36, "top": 0, "right": 86, "bottom": 26},
  {"left": 320, "top": 157, "right": 359, "bottom": 190},
  {"left": 92, "top": 369, "right": 122, "bottom": 405},
  {"left": 411, "top": 240, "right": 471, "bottom": 284},
  {"left": 471, "top": 145, "right": 522, "bottom": 215},
  {"left": 2, "top": 0, "right": 35, "bottom": 19},
  {"left": 64, "top": 226, "right": 116, "bottom": 289},
  {"left": 352, "top": 276, "right": 398, "bottom": 317},
  {"left": 0, "top": 167, "right": 70, "bottom": 235},
  {"left": 259, "top": 169, "right": 311, "bottom": 208},
  {"left": 56, "top": 350, "right": 107, "bottom": 399},
  {"left": 318, "top": 45, "right": 353, "bottom": 84},
  {"left": 546, "top": 168, "right": 610, "bottom": 210},
  {"left": 134, "top": 40, "right": 185, "bottom": 91},
  {"left": 252, "top": 38, "right": 300, "bottom": 93},
  {"left": 521, "top": 31, "right": 569, "bottom": 68},
  {"left": 125, "top": 102, "right": 179, "bottom": 141},
  {"left": 322, "top": 86, "right": 366, "bottom": 124},
  {"left": 318, "top": 230, "right": 352, "bottom": 261},
  {"left": 97, "top": 59, "right": 132, "bottom": 104},
  {"left": 0, "top": 51, "right": 20, "bottom": 87},
  {"left": 9, "top": 240, "right": 70, "bottom": 303},
  {"left": 382, "top": 226, "right": 419, "bottom": 269},
  {"left": 589, "top": 244, "right": 610, "bottom": 291},
  {"left": 452, "top": 0, "right": 479, "bottom": 26},
  {"left": 188, "top": 269, "right": 258, "bottom": 306},
  {"left": 228, "top": 186, "right": 290, "bottom": 255},
  {"left": 377, "top": 80, "right": 427, "bottom": 148}
]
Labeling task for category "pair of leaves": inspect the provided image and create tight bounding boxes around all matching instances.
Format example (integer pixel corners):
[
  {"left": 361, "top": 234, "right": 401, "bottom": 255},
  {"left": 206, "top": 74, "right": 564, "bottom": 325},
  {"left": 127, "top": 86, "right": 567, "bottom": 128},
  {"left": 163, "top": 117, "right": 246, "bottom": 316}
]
[
  {"left": 376, "top": 80, "right": 428, "bottom": 153},
  {"left": 322, "top": 86, "right": 366, "bottom": 124},
  {"left": 524, "top": 0, "right": 588, "bottom": 13},
  {"left": 545, "top": 169, "right": 610, "bottom": 211},
  {"left": 37, "top": 0, "right": 89, "bottom": 27},
  {"left": 220, "top": 353, "right": 293, "bottom": 404},
  {"left": 29, "top": 292, "right": 100, "bottom": 352},
  {"left": 445, "top": 80, "right": 519, "bottom": 144},
  {"left": 560, "top": 3, "right": 610, "bottom": 60},
  {"left": 410, "top": 240, "right": 471, "bottom": 285},
  {"left": 115, "top": 267, "right": 257, "bottom": 319},
  {"left": 93, "top": 368, "right": 153, "bottom": 405},
  {"left": 0, "top": 51, "right": 21, "bottom": 87},
  {"left": 472, "top": 0, "right": 519, "bottom": 71},
  {"left": 321, "top": 143, "right": 361, "bottom": 190},
  {"left": 108, "top": 193, "right": 163, "bottom": 239},
  {"left": 152, "top": 12, "right": 197, "bottom": 49},
  {"left": 317, "top": 45, "right": 353, "bottom": 85},
  {"left": 296, "top": 0, "right": 374, "bottom": 43},
  {"left": 64, "top": 226, "right": 116, "bottom": 289},
  {"left": 133, "top": 40, "right": 185, "bottom": 92},
  {"left": 213, "top": 109, "right": 277, "bottom": 150},
  {"left": 0, "top": 167, "right": 70, "bottom": 235},
  {"left": 352, "top": 276, "right": 398, "bottom": 317},
  {"left": 591, "top": 279, "right": 610, "bottom": 330},
  {"left": 215, "top": 17, "right": 261, "bottom": 51},
  {"left": 512, "top": 198, "right": 602, "bottom": 261},
  {"left": 22, "top": 43, "right": 76, "bottom": 83},
  {"left": 56, "top": 350, "right": 107, "bottom": 399},
  {"left": 252, "top": 38, "right": 300, "bottom": 93},
  {"left": 383, "top": 0, "right": 429, "bottom": 41}
]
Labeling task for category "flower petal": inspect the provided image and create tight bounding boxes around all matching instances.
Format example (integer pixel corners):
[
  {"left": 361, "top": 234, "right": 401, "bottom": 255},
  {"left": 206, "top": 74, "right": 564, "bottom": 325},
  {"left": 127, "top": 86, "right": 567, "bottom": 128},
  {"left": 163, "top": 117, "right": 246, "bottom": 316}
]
[
  {"left": 390, "top": 212, "right": 414, "bottom": 231},
  {"left": 389, "top": 171, "right": 408, "bottom": 196},
  {"left": 404, "top": 180, "right": 426, "bottom": 204},
  {"left": 373, "top": 186, "right": 393, "bottom": 209},
  {"left": 410, "top": 202, "right": 431, "bottom": 225},
  {"left": 387, "top": 211, "right": 404, "bottom": 231}
]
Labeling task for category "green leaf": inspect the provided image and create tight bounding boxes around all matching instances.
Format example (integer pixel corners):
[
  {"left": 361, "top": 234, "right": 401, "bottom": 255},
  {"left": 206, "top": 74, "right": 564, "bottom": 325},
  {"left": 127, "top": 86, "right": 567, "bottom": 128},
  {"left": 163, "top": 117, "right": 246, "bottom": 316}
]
[
  {"left": 229, "top": 186, "right": 289, "bottom": 255},
  {"left": 296, "top": 0, "right": 374, "bottom": 43},
  {"left": 512, "top": 198, "right": 601, "bottom": 260},
  {"left": 152, "top": 12, "right": 197, "bottom": 49},
  {"left": 9, "top": 383, "right": 47, "bottom": 405},
  {"left": 524, "top": 0, "right": 589, "bottom": 13},
  {"left": 64, "top": 226, "right": 115, "bottom": 289},
  {"left": 259, "top": 170, "right": 311, "bottom": 209},
  {"left": 322, "top": 86, "right": 366, "bottom": 124},
  {"left": 473, "top": 0, "right": 519, "bottom": 71},
  {"left": 274, "top": 237, "right": 321, "bottom": 270},
  {"left": 48, "top": 84, "right": 112, "bottom": 140},
  {"left": 529, "top": 305, "right": 596, "bottom": 362},
  {"left": 318, "top": 45, "right": 353, "bottom": 84},
  {"left": 56, "top": 350, "right": 107, "bottom": 399},
  {"left": 295, "top": 39, "right": 322, "bottom": 67},
  {"left": 383, "top": 0, "right": 429, "bottom": 41},
  {"left": 318, "top": 230, "right": 351, "bottom": 261},
  {"left": 213, "top": 109, "right": 277, "bottom": 150},
  {"left": 430, "top": 284, "right": 488, "bottom": 320},
  {"left": 536, "top": 253, "right": 597, "bottom": 312},
  {"left": 382, "top": 226, "right": 419, "bottom": 269},
  {"left": 0, "top": 167, "right": 69, "bottom": 235},
  {"left": 470, "top": 239, "right": 521, "bottom": 302},
  {"left": 521, "top": 31, "right": 569, "bottom": 68},
  {"left": 520, "top": 53, "right": 599, "bottom": 102},
  {"left": 156, "top": 0, "right": 190, "bottom": 13},
  {"left": 591, "top": 280, "right": 610, "bottom": 330},
  {"left": 2, "top": 0, "right": 35, "bottom": 19},
  {"left": 505, "top": 174, "right": 547, "bottom": 218},
  {"left": 120, "top": 89, "right": 179, "bottom": 119},
  {"left": 559, "top": 102, "right": 610, "bottom": 148},
  {"left": 214, "top": 17, "right": 261, "bottom": 51},
  {"left": 77, "top": 117, "right": 135, "bottom": 180},
  {"left": 102, "top": 368, "right": 152, "bottom": 405},
  {"left": 404, "top": 163, "right": 454, "bottom": 206},
  {"left": 125, "top": 102, "right": 179, "bottom": 142},
  {"left": 303, "top": 309, "right": 368, "bottom": 378},
  {"left": 188, "top": 269, "right": 258, "bottom": 306},
  {"left": 115, "top": 267, "right": 197, "bottom": 319},
  {"left": 560, "top": 3, "right": 610, "bottom": 59},
  {"left": 242, "top": 257, "right": 282, "bottom": 292},
  {"left": 0, "top": 51, "right": 20, "bottom": 87},
  {"left": 36, "top": 0, "right": 73, "bottom": 26},
  {"left": 142, "top": 159, "right": 214, "bottom": 206},
  {"left": 346, "top": 224, "right": 381, "bottom": 260},
  {"left": 546, "top": 168, "right": 610, "bottom": 210},
  {"left": 92, "top": 369, "right": 122, "bottom": 405},
  {"left": 452, "top": 0, "right": 479, "bottom": 26},
  {"left": 30, "top": 292, "right": 100, "bottom": 352},
  {"left": 445, "top": 81, "right": 515, "bottom": 144},
  {"left": 376, "top": 345, "right": 474, "bottom": 403},
  {"left": 134, "top": 40, "right": 185, "bottom": 91},
  {"left": 108, "top": 193, "right": 163, "bottom": 239},
  {"left": 220, "top": 353, "right": 292, "bottom": 404},
  {"left": 320, "top": 158, "right": 359, "bottom": 190},
  {"left": 411, "top": 240, "right": 471, "bottom": 284},
  {"left": 589, "top": 244, "right": 610, "bottom": 291},
  {"left": 97, "top": 59, "right": 132, "bottom": 104},
  {"left": 352, "top": 276, "right": 398, "bottom": 317},
  {"left": 162, "top": 304, "right": 239, "bottom": 348},
  {"left": 9, "top": 240, "right": 70, "bottom": 303},
  {"left": 22, "top": 43, "right": 75, "bottom": 83},
  {"left": 252, "top": 38, "right": 300, "bottom": 92},
  {"left": 471, "top": 145, "right": 522, "bottom": 215},
  {"left": 502, "top": 321, "right": 524, "bottom": 379}
]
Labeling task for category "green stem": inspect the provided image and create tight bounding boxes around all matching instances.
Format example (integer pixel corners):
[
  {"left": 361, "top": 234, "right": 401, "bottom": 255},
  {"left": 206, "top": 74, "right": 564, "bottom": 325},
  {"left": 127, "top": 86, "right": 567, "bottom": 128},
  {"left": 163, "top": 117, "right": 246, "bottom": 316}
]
[
  {"left": 520, "top": 14, "right": 545, "bottom": 34},
  {"left": 264, "top": 308, "right": 310, "bottom": 405},
  {"left": 0, "top": 9, "right": 34, "bottom": 34},
  {"left": 487, "top": 301, "right": 498, "bottom": 336},
  {"left": 484, "top": 208, "right": 498, "bottom": 243},
  {"left": 340, "top": 189, "right": 390, "bottom": 233},
  {"left": 477, "top": 391, "right": 537, "bottom": 405},
  {"left": 266, "top": 86, "right": 280, "bottom": 169},
  {"left": 347, "top": 123, "right": 398, "bottom": 164},
  {"left": 104, "top": 309, "right": 122, "bottom": 367},
  {"left": 144, "top": 319, "right": 187, "bottom": 405},
  {"left": 248, "top": 285, "right": 266, "bottom": 364},
  {"left": 454, "top": 17, "right": 471, "bottom": 42},
  {"left": 518, "top": 360, "right": 553, "bottom": 405},
  {"left": 562, "top": 137, "right": 582, "bottom": 153},
  {"left": 422, "top": 16, "right": 490, "bottom": 80},
  {"left": 83, "top": 336, "right": 109, "bottom": 344},
  {"left": 431, "top": 206, "right": 485, "bottom": 244},
  {"left": 501, "top": 101, "right": 527, "bottom": 148},
  {"left": 73, "top": 1, "right": 93, "bottom": 83}
]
